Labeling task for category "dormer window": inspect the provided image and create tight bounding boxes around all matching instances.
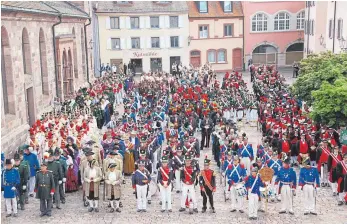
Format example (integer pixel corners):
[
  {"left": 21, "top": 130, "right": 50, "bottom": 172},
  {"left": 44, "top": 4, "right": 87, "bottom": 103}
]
[
  {"left": 223, "top": 1, "right": 232, "bottom": 13},
  {"left": 199, "top": 1, "right": 208, "bottom": 13},
  {"left": 117, "top": 1, "right": 131, "bottom": 4}
]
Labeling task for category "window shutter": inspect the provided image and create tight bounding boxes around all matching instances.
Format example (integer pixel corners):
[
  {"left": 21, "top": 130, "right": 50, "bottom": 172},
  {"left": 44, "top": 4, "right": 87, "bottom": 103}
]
[
  {"left": 106, "top": 17, "right": 111, "bottom": 29},
  {"left": 120, "top": 17, "right": 125, "bottom": 29},
  {"left": 140, "top": 16, "right": 145, "bottom": 29},
  {"left": 165, "top": 16, "right": 170, "bottom": 28},
  {"left": 166, "top": 36, "right": 171, "bottom": 48},
  {"left": 146, "top": 16, "right": 151, "bottom": 29},
  {"left": 179, "top": 15, "right": 184, "bottom": 28},
  {"left": 120, "top": 38, "right": 125, "bottom": 49},
  {"left": 147, "top": 37, "right": 152, "bottom": 48},
  {"left": 127, "top": 37, "right": 131, "bottom": 49},
  {"left": 126, "top": 17, "right": 131, "bottom": 29},
  {"left": 179, "top": 36, "right": 184, "bottom": 47},
  {"left": 159, "top": 16, "right": 165, "bottom": 29},
  {"left": 107, "top": 38, "right": 111, "bottom": 50},
  {"left": 140, "top": 37, "right": 145, "bottom": 49},
  {"left": 329, "top": 20, "right": 332, "bottom": 38},
  {"left": 160, "top": 36, "right": 165, "bottom": 48}
]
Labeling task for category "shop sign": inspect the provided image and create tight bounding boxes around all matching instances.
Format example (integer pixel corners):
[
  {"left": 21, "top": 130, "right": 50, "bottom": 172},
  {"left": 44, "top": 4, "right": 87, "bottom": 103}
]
[{"left": 133, "top": 51, "right": 158, "bottom": 58}]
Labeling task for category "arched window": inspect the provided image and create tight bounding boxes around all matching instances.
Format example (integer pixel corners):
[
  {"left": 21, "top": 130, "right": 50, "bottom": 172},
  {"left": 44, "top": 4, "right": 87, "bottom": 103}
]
[
  {"left": 39, "top": 28, "right": 49, "bottom": 95},
  {"left": 1, "top": 26, "right": 15, "bottom": 114},
  {"left": 22, "top": 28, "right": 32, "bottom": 75},
  {"left": 81, "top": 28, "right": 86, "bottom": 76},
  {"left": 274, "top": 12, "right": 290, "bottom": 31},
  {"left": 296, "top": 11, "right": 305, "bottom": 30},
  {"left": 217, "top": 49, "right": 227, "bottom": 63},
  {"left": 72, "top": 28, "right": 78, "bottom": 78},
  {"left": 62, "top": 50, "right": 68, "bottom": 96},
  {"left": 252, "top": 13, "right": 268, "bottom": 32},
  {"left": 207, "top": 50, "right": 216, "bottom": 63}
]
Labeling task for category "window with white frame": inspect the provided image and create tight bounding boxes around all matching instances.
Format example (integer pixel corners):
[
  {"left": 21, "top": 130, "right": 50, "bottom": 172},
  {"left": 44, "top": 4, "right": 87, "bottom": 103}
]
[
  {"left": 274, "top": 12, "right": 290, "bottom": 31},
  {"left": 110, "top": 17, "right": 120, "bottom": 29},
  {"left": 223, "top": 1, "right": 232, "bottom": 12},
  {"left": 170, "top": 16, "right": 179, "bottom": 28},
  {"left": 151, "top": 37, "right": 160, "bottom": 48},
  {"left": 199, "top": 1, "right": 207, "bottom": 13},
  {"left": 329, "top": 19, "right": 333, "bottom": 39},
  {"left": 150, "top": 17, "right": 159, "bottom": 28},
  {"left": 252, "top": 13, "right": 268, "bottom": 32},
  {"left": 130, "top": 17, "right": 139, "bottom": 29},
  {"left": 224, "top": 24, "right": 233, "bottom": 36},
  {"left": 296, "top": 11, "right": 305, "bottom": 30},
  {"left": 207, "top": 50, "right": 216, "bottom": 63},
  {"left": 217, "top": 50, "right": 226, "bottom": 63},
  {"left": 199, "top": 25, "right": 208, "bottom": 38},
  {"left": 131, "top": 37, "right": 140, "bottom": 49},
  {"left": 170, "top": 36, "right": 179, "bottom": 48},
  {"left": 337, "top": 19, "right": 343, "bottom": 39},
  {"left": 111, "top": 38, "right": 120, "bottom": 50}
]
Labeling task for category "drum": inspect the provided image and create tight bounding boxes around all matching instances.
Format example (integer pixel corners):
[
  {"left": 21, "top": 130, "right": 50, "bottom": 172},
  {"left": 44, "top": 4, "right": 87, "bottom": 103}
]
[{"left": 235, "top": 183, "right": 247, "bottom": 197}]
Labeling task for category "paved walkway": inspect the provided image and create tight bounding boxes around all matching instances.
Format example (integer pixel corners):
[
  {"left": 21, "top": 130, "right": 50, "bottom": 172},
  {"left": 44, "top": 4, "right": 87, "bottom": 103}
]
[{"left": 2, "top": 73, "right": 347, "bottom": 224}]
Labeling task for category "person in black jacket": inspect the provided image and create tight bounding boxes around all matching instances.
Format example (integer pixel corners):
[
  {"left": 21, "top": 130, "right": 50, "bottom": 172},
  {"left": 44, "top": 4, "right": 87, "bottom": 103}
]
[{"left": 336, "top": 153, "right": 347, "bottom": 205}]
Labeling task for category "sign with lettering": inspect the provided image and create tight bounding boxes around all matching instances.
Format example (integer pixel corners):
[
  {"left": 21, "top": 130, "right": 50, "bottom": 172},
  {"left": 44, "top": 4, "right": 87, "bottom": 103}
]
[{"left": 132, "top": 51, "right": 158, "bottom": 58}]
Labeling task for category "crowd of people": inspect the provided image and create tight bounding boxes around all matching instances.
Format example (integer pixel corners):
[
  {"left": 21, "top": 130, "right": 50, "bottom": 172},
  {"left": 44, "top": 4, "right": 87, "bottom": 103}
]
[{"left": 1, "top": 62, "right": 347, "bottom": 220}]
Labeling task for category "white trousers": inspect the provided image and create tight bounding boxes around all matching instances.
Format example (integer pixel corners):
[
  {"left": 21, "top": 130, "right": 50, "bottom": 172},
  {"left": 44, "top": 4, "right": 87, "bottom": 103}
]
[
  {"left": 250, "top": 109, "right": 258, "bottom": 122},
  {"left": 152, "top": 151, "right": 158, "bottom": 175},
  {"left": 136, "top": 185, "right": 148, "bottom": 210},
  {"left": 303, "top": 185, "right": 315, "bottom": 212},
  {"left": 241, "top": 157, "right": 251, "bottom": 175},
  {"left": 181, "top": 183, "right": 197, "bottom": 209},
  {"left": 225, "top": 178, "right": 230, "bottom": 199},
  {"left": 270, "top": 175, "right": 279, "bottom": 199},
  {"left": 160, "top": 184, "right": 172, "bottom": 210},
  {"left": 248, "top": 191, "right": 259, "bottom": 218},
  {"left": 331, "top": 182, "right": 337, "bottom": 193},
  {"left": 321, "top": 164, "right": 328, "bottom": 184},
  {"left": 230, "top": 185, "right": 244, "bottom": 210},
  {"left": 115, "top": 92, "right": 123, "bottom": 105},
  {"left": 280, "top": 185, "right": 293, "bottom": 212},
  {"left": 5, "top": 198, "right": 17, "bottom": 214},
  {"left": 237, "top": 110, "right": 244, "bottom": 120},
  {"left": 246, "top": 109, "right": 251, "bottom": 122},
  {"left": 175, "top": 170, "right": 182, "bottom": 191},
  {"left": 28, "top": 176, "right": 36, "bottom": 195}
]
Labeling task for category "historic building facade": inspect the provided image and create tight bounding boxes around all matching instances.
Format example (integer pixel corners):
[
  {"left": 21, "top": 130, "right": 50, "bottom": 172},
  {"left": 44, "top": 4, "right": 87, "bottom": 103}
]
[
  {"left": 242, "top": 1, "right": 305, "bottom": 67},
  {"left": 187, "top": 1, "right": 244, "bottom": 72},
  {"left": 1, "top": 1, "right": 93, "bottom": 154},
  {"left": 304, "top": 1, "right": 347, "bottom": 55},
  {"left": 95, "top": 1, "right": 189, "bottom": 74}
]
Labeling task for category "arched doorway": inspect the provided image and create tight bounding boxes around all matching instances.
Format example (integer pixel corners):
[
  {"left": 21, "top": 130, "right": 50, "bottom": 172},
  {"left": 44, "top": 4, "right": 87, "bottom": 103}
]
[
  {"left": 39, "top": 28, "right": 49, "bottom": 95},
  {"left": 1, "top": 26, "right": 15, "bottom": 114},
  {"left": 232, "top": 48, "right": 242, "bottom": 70},
  {"left": 22, "top": 28, "right": 32, "bottom": 75},
  {"left": 190, "top": 50, "right": 201, "bottom": 67},
  {"left": 252, "top": 44, "right": 278, "bottom": 66},
  {"left": 285, "top": 42, "right": 304, "bottom": 65},
  {"left": 72, "top": 28, "right": 78, "bottom": 78}
]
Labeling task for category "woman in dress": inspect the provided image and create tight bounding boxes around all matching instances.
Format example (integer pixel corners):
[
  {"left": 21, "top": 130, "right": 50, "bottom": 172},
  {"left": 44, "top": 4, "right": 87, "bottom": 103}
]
[{"left": 123, "top": 134, "right": 135, "bottom": 175}]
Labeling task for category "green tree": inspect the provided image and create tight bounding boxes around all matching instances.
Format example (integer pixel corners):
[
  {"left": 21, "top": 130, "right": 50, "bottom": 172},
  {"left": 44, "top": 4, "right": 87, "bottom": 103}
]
[
  {"left": 291, "top": 51, "right": 347, "bottom": 105},
  {"left": 310, "top": 78, "right": 347, "bottom": 128}
]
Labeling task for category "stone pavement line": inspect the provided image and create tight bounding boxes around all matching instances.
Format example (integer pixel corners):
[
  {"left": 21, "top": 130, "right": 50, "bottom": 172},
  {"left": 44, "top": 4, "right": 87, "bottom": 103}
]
[{"left": 2, "top": 73, "right": 346, "bottom": 224}]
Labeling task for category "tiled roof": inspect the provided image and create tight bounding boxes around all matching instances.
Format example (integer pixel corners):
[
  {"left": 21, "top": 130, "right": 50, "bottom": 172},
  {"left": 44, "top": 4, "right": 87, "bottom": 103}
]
[
  {"left": 95, "top": 1, "right": 188, "bottom": 13},
  {"left": 1, "top": 1, "right": 89, "bottom": 18},
  {"left": 188, "top": 1, "right": 243, "bottom": 18}
]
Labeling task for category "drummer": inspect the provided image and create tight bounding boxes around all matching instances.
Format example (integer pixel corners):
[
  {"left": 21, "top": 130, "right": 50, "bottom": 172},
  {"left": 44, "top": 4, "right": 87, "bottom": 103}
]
[
  {"left": 244, "top": 167, "right": 265, "bottom": 220},
  {"left": 226, "top": 155, "right": 247, "bottom": 213}
]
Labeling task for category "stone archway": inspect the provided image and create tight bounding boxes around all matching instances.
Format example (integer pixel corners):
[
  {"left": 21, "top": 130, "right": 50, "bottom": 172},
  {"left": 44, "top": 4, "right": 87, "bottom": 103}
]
[
  {"left": 285, "top": 41, "right": 304, "bottom": 65},
  {"left": 251, "top": 42, "right": 279, "bottom": 66},
  {"left": 1, "top": 26, "right": 15, "bottom": 114}
]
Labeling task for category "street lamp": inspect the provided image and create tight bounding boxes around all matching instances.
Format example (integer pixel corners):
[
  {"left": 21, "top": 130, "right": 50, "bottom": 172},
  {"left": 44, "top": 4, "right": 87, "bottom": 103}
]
[
  {"left": 339, "top": 37, "right": 347, "bottom": 52},
  {"left": 319, "top": 34, "right": 324, "bottom": 45}
]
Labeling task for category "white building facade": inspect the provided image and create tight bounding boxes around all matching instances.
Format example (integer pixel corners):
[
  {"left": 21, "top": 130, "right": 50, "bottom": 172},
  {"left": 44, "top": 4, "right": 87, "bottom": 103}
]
[
  {"left": 95, "top": 1, "right": 189, "bottom": 74},
  {"left": 304, "top": 1, "right": 347, "bottom": 55}
]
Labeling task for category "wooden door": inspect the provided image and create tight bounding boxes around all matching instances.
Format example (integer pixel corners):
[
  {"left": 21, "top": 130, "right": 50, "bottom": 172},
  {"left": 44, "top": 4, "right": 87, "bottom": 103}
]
[{"left": 232, "top": 48, "right": 242, "bottom": 71}]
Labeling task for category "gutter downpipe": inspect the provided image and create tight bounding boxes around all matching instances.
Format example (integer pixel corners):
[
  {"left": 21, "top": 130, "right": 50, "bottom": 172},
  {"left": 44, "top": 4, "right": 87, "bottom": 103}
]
[
  {"left": 52, "top": 15, "right": 62, "bottom": 98},
  {"left": 84, "top": 18, "right": 92, "bottom": 84},
  {"left": 306, "top": 3, "right": 310, "bottom": 55},
  {"left": 332, "top": 1, "right": 337, "bottom": 53}
]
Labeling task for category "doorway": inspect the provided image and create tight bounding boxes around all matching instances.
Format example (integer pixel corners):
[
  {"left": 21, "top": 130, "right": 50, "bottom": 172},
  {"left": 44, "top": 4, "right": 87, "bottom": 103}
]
[
  {"left": 150, "top": 58, "right": 162, "bottom": 72},
  {"left": 130, "top": 59, "right": 143, "bottom": 74},
  {"left": 232, "top": 48, "right": 242, "bottom": 71},
  {"left": 26, "top": 87, "right": 35, "bottom": 126},
  {"left": 170, "top": 56, "right": 181, "bottom": 74}
]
